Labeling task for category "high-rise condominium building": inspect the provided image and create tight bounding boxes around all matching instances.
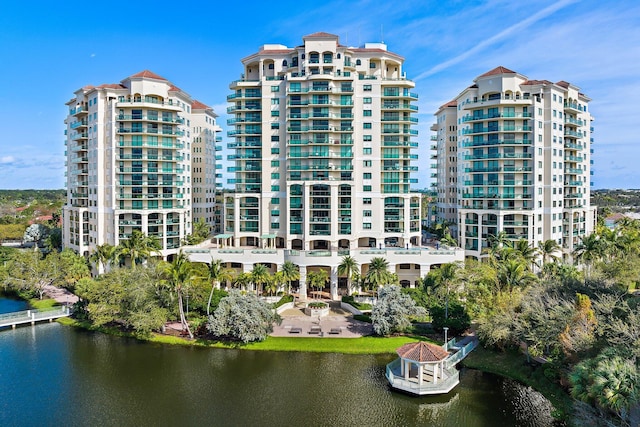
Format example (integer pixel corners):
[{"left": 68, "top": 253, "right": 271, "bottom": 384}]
[
  {"left": 62, "top": 71, "right": 221, "bottom": 260},
  {"left": 432, "top": 66, "right": 596, "bottom": 260},
  {"left": 186, "top": 33, "right": 464, "bottom": 299}
]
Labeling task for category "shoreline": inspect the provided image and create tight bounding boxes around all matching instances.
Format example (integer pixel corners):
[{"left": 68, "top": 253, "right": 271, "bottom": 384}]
[{"left": 23, "top": 293, "right": 570, "bottom": 422}]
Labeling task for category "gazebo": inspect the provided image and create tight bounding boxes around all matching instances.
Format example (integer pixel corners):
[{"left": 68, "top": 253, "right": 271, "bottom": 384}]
[{"left": 385, "top": 341, "right": 460, "bottom": 395}]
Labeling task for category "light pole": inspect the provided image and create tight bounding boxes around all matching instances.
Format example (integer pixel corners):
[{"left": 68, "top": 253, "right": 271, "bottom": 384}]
[{"left": 443, "top": 327, "right": 449, "bottom": 348}]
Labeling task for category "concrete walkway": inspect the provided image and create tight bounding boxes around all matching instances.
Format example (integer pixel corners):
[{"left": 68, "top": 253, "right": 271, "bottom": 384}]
[{"left": 43, "top": 284, "right": 79, "bottom": 305}]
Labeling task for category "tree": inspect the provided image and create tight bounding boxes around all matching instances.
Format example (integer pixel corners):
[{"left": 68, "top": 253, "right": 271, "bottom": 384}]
[
  {"left": 440, "top": 232, "right": 458, "bottom": 247},
  {"left": 182, "top": 218, "right": 211, "bottom": 245},
  {"left": 280, "top": 261, "right": 299, "bottom": 294},
  {"left": 496, "top": 258, "right": 537, "bottom": 293},
  {"left": 426, "top": 262, "right": 461, "bottom": 320},
  {"left": 364, "top": 257, "right": 394, "bottom": 290},
  {"left": 233, "top": 272, "right": 252, "bottom": 291},
  {"left": 570, "top": 349, "right": 640, "bottom": 426},
  {"left": 538, "top": 239, "right": 561, "bottom": 267},
  {"left": 23, "top": 223, "right": 48, "bottom": 247},
  {"left": 163, "top": 251, "right": 194, "bottom": 339},
  {"left": 264, "top": 273, "right": 279, "bottom": 297},
  {"left": 338, "top": 255, "right": 359, "bottom": 296},
  {"left": 250, "top": 264, "right": 270, "bottom": 296},
  {"left": 89, "top": 243, "right": 117, "bottom": 273},
  {"left": 4, "top": 248, "right": 61, "bottom": 299},
  {"left": 512, "top": 239, "right": 539, "bottom": 271},
  {"left": 307, "top": 269, "right": 328, "bottom": 299},
  {"left": 573, "top": 233, "right": 605, "bottom": 279},
  {"left": 44, "top": 227, "right": 62, "bottom": 252},
  {"left": 116, "top": 229, "right": 160, "bottom": 268},
  {"left": 204, "top": 259, "right": 233, "bottom": 316},
  {"left": 371, "top": 285, "right": 427, "bottom": 335},
  {"left": 207, "top": 289, "right": 280, "bottom": 343}
]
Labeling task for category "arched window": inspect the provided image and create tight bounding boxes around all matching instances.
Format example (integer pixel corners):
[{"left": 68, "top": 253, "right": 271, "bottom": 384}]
[
  {"left": 356, "top": 59, "right": 362, "bottom": 66},
  {"left": 282, "top": 59, "right": 288, "bottom": 67}
]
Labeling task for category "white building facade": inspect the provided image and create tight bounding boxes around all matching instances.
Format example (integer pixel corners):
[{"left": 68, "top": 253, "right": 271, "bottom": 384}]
[
  {"left": 62, "top": 70, "right": 220, "bottom": 259},
  {"left": 433, "top": 67, "right": 596, "bottom": 260},
  {"left": 186, "top": 33, "right": 464, "bottom": 299}
]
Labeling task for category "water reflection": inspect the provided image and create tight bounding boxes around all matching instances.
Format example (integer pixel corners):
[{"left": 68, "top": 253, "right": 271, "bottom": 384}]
[{"left": 0, "top": 318, "right": 556, "bottom": 427}]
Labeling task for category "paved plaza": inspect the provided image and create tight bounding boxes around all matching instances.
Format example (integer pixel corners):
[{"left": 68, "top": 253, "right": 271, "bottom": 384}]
[{"left": 271, "top": 301, "right": 373, "bottom": 338}]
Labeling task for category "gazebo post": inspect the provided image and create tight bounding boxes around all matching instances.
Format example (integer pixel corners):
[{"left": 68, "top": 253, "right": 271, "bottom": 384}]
[
  {"left": 432, "top": 361, "right": 437, "bottom": 384},
  {"left": 418, "top": 362, "right": 423, "bottom": 386},
  {"left": 404, "top": 360, "right": 409, "bottom": 380}
]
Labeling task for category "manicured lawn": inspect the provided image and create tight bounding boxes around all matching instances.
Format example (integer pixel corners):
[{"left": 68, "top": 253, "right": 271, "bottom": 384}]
[
  {"left": 462, "top": 346, "right": 572, "bottom": 420},
  {"left": 29, "top": 298, "right": 60, "bottom": 310},
  {"left": 57, "top": 317, "right": 425, "bottom": 354}
]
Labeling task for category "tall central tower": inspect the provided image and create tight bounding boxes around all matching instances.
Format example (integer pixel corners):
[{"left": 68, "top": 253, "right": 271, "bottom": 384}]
[{"left": 225, "top": 32, "right": 422, "bottom": 253}]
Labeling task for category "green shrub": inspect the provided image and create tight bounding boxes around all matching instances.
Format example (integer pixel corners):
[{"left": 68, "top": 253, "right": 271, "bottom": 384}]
[
  {"left": 429, "top": 301, "right": 471, "bottom": 335},
  {"left": 353, "top": 314, "right": 371, "bottom": 323},
  {"left": 273, "top": 294, "right": 294, "bottom": 309},
  {"left": 342, "top": 295, "right": 372, "bottom": 311}
]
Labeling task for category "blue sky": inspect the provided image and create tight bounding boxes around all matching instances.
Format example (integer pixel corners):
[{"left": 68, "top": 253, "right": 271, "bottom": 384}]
[{"left": 0, "top": 0, "right": 638, "bottom": 190}]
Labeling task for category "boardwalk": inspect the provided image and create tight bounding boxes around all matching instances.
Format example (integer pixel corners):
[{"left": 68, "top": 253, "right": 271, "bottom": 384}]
[{"left": 0, "top": 307, "right": 71, "bottom": 329}]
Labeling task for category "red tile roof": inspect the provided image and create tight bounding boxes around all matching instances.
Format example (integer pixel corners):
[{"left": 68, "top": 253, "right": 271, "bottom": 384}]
[
  {"left": 522, "top": 79, "right": 553, "bottom": 86},
  {"left": 441, "top": 100, "right": 457, "bottom": 108},
  {"left": 396, "top": 341, "right": 449, "bottom": 362},
  {"left": 130, "top": 70, "right": 167, "bottom": 81},
  {"left": 478, "top": 66, "right": 517, "bottom": 78},
  {"left": 191, "top": 100, "right": 211, "bottom": 110},
  {"left": 168, "top": 85, "right": 182, "bottom": 92},
  {"left": 304, "top": 32, "right": 339, "bottom": 38},
  {"left": 96, "top": 83, "right": 126, "bottom": 89},
  {"left": 555, "top": 80, "right": 570, "bottom": 88}
]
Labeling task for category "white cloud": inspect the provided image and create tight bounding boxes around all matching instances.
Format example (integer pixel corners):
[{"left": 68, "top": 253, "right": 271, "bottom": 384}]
[{"left": 0, "top": 156, "right": 15, "bottom": 164}]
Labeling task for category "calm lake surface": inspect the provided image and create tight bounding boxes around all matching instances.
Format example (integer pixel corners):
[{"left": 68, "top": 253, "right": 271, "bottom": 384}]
[{"left": 0, "top": 298, "right": 556, "bottom": 427}]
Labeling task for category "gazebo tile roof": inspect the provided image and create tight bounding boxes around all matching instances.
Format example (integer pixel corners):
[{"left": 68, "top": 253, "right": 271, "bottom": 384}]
[{"left": 396, "top": 341, "right": 449, "bottom": 362}]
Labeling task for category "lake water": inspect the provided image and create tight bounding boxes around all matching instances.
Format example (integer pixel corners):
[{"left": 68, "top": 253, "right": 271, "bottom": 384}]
[{"left": 0, "top": 298, "right": 556, "bottom": 426}]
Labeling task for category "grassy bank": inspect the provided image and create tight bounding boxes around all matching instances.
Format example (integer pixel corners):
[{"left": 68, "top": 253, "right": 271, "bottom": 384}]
[
  {"left": 57, "top": 317, "right": 424, "bottom": 354},
  {"left": 29, "top": 298, "right": 60, "bottom": 310},
  {"left": 462, "top": 346, "right": 572, "bottom": 421}
]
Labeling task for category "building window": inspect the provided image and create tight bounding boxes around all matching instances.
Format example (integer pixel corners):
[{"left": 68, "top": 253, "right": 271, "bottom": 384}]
[
  {"left": 271, "top": 172, "right": 280, "bottom": 179},
  {"left": 363, "top": 123, "right": 372, "bottom": 129},
  {"left": 271, "top": 160, "right": 279, "bottom": 167},
  {"left": 363, "top": 147, "right": 372, "bottom": 155},
  {"left": 271, "top": 98, "right": 279, "bottom": 105},
  {"left": 271, "top": 110, "right": 280, "bottom": 117},
  {"left": 271, "top": 123, "right": 279, "bottom": 129},
  {"left": 271, "top": 135, "right": 280, "bottom": 142},
  {"left": 271, "top": 148, "right": 280, "bottom": 155},
  {"left": 363, "top": 84, "right": 372, "bottom": 91},
  {"left": 363, "top": 198, "right": 371, "bottom": 204},
  {"left": 271, "top": 185, "right": 280, "bottom": 191},
  {"left": 271, "top": 223, "right": 280, "bottom": 229},
  {"left": 271, "top": 86, "right": 279, "bottom": 92},
  {"left": 363, "top": 173, "right": 372, "bottom": 179},
  {"left": 363, "top": 97, "right": 372, "bottom": 104},
  {"left": 363, "top": 135, "right": 372, "bottom": 141},
  {"left": 369, "top": 62, "right": 376, "bottom": 69},
  {"left": 363, "top": 160, "right": 372, "bottom": 167},
  {"left": 363, "top": 185, "right": 372, "bottom": 192},
  {"left": 363, "top": 110, "right": 372, "bottom": 117},
  {"left": 363, "top": 223, "right": 372, "bottom": 229},
  {"left": 271, "top": 197, "right": 280, "bottom": 204},
  {"left": 363, "top": 210, "right": 372, "bottom": 217}
]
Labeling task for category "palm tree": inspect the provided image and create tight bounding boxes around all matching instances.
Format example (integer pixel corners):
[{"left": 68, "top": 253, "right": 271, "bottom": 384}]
[
  {"left": 338, "top": 255, "right": 359, "bottom": 296},
  {"left": 538, "top": 239, "right": 561, "bottom": 266},
  {"left": 431, "top": 262, "right": 461, "bottom": 320},
  {"left": 116, "top": 229, "right": 160, "bottom": 268},
  {"left": 204, "top": 258, "right": 233, "bottom": 316},
  {"left": 512, "top": 239, "right": 539, "bottom": 271},
  {"left": 233, "top": 272, "right": 252, "bottom": 291},
  {"left": 163, "top": 251, "right": 194, "bottom": 339},
  {"left": 89, "top": 243, "right": 117, "bottom": 273},
  {"left": 250, "top": 264, "right": 270, "bottom": 296},
  {"left": 573, "top": 233, "right": 605, "bottom": 279},
  {"left": 440, "top": 233, "right": 458, "bottom": 247},
  {"left": 307, "top": 269, "right": 328, "bottom": 299},
  {"left": 280, "top": 260, "right": 300, "bottom": 294},
  {"left": 497, "top": 258, "right": 537, "bottom": 293},
  {"left": 365, "top": 257, "right": 393, "bottom": 291},
  {"left": 264, "top": 274, "right": 279, "bottom": 297}
]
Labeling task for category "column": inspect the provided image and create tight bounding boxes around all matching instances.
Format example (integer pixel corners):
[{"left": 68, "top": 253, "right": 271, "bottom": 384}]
[
  {"left": 388, "top": 263, "right": 396, "bottom": 285},
  {"left": 299, "top": 265, "right": 307, "bottom": 300},
  {"left": 418, "top": 362, "right": 423, "bottom": 386},
  {"left": 330, "top": 267, "right": 338, "bottom": 300},
  {"left": 404, "top": 360, "right": 409, "bottom": 380},
  {"left": 419, "top": 264, "right": 430, "bottom": 279}
]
